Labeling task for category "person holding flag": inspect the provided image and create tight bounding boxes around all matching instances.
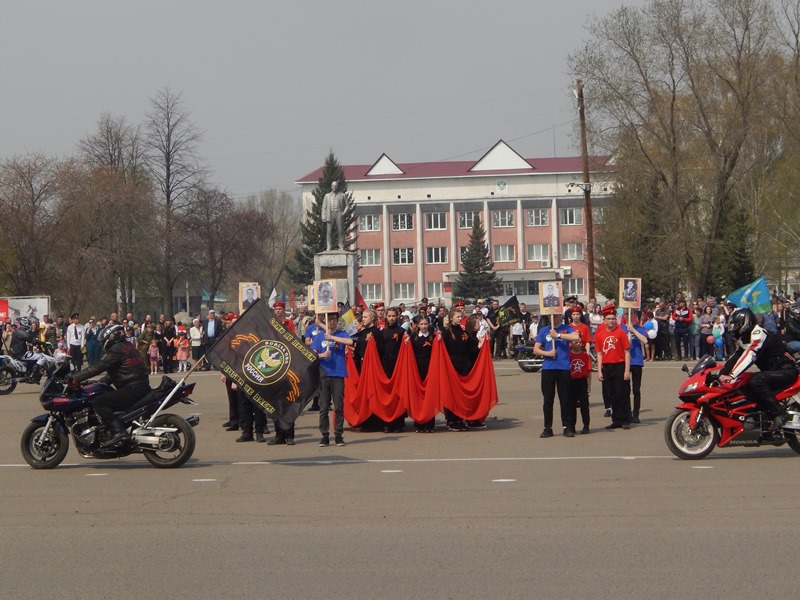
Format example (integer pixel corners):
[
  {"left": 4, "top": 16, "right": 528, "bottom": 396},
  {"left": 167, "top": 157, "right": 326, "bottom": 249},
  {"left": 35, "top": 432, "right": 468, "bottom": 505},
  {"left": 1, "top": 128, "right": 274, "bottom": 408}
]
[{"left": 310, "top": 312, "right": 352, "bottom": 447}]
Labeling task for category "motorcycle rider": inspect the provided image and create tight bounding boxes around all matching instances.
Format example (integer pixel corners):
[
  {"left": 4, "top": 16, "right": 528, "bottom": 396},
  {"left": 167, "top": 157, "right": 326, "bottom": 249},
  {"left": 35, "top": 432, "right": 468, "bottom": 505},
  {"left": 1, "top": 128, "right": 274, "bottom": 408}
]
[
  {"left": 718, "top": 307, "right": 799, "bottom": 432},
  {"left": 70, "top": 324, "right": 151, "bottom": 447},
  {"left": 9, "top": 317, "right": 47, "bottom": 383}
]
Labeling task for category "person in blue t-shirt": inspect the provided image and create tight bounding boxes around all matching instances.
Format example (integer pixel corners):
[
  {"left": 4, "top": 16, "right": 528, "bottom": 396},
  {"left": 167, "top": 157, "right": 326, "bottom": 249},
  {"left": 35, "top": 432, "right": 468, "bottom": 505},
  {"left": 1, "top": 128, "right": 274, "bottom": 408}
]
[
  {"left": 310, "top": 313, "right": 353, "bottom": 447},
  {"left": 534, "top": 313, "right": 581, "bottom": 438},
  {"left": 625, "top": 318, "right": 648, "bottom": 424}
]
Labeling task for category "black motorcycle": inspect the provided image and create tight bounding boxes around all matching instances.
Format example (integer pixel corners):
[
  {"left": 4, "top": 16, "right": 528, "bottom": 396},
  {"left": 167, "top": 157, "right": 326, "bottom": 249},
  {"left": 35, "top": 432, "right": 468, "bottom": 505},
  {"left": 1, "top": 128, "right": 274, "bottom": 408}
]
[
  {"left": 514, "top": 341, "right": 544, "bottom": 373},
  {"left": 21, "top": 360, "right": 199, "bottom": 469}
]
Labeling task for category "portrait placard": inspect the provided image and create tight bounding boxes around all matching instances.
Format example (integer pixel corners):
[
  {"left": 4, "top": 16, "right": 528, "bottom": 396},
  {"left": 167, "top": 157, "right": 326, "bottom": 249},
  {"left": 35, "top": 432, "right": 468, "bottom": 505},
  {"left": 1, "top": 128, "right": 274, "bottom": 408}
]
[
  {"left": 239, "top": 282, "right": 261, "bottom": 313},
  {"left": 538, "top": 281, "right": 563, "bottom": 315},
  {"left": 619, "top": 277, "right": 641, "bottom": 309},
  {"left": 315, "top": 279, "right": 337, "bottom": 313}
]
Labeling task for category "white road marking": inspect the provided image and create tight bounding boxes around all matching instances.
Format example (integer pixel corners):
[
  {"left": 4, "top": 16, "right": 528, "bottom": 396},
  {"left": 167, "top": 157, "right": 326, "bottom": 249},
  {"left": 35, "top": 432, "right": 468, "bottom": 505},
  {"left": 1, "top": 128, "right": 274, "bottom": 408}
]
[
  {"left": 85, "top": 473, "right": 108, "bottom": 477},
  {"left": 492, "top": 479, "right": 517, "bottom": 482},
  {"left": 192, "top": 478, "right": 217, "bottom": 482},
  {"left": 381, "top": 469, "right": 403, "bottom": 473},
  {"left": 691, "top": 466, "right": 714, "bottom": 469}
]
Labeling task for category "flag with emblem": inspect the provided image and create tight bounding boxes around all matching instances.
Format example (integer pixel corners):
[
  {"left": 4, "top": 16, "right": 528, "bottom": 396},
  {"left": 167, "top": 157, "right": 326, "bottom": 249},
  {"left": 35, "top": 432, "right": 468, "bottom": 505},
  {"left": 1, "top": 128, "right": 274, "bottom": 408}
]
[
  {"left": 495, "top": 295, "right": 522, "bottom": 328},
  {"left": 205, "top": 299, "right": 319, "bottom": 428},
  {"left": 726, "top": 276, "right": 772, "bottom": 314}
]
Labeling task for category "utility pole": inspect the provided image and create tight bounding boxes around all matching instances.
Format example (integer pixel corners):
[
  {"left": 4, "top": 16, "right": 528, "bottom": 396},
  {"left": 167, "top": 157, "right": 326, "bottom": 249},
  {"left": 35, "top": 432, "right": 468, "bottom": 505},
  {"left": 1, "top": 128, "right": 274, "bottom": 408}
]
[{"left": 576, "top": 79, "right": 596, "bottom": 299}]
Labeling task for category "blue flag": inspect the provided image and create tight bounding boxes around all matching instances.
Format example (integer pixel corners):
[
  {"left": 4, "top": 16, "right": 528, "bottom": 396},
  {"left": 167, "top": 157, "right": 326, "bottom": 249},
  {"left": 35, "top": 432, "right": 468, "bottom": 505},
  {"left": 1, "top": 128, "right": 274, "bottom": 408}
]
[{"left": 727, "top": 276, "right": 772, "bottom": 313}]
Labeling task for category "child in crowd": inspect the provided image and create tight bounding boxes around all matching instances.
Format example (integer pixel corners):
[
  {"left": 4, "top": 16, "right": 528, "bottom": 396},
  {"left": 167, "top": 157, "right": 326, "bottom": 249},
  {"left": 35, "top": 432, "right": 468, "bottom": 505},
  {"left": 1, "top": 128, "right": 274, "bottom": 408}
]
[
  {"left": 569, "top": 339, "right": 592, "bottom": 434},
  {"left": 148, "top": 339, "right": 160, "bottom": 375},
  {"left": 175, "top": 330, "right": 190, "bottom": 372}
]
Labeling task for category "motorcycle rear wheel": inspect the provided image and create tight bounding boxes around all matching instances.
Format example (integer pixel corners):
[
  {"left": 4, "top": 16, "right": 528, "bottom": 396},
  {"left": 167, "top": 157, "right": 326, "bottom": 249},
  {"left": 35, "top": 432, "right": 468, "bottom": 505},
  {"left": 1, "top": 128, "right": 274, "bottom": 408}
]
[
  {"left": 665, "top": 409, "right": 719, "bottom": 460},
  {"left": 518, "top": 361, "right": 541, "bottom": 373},
  {"left": 786, "top": 433, "right": 800, "bottom": 455},
  {"left": 20, "top": 421, "right": 69, "bottom": 469},
  {"left": 0, "top": 366, "right": 17, "bottom": 394},
  {"left": 142, "top": 413, "right": 196, "bottom": 469}
]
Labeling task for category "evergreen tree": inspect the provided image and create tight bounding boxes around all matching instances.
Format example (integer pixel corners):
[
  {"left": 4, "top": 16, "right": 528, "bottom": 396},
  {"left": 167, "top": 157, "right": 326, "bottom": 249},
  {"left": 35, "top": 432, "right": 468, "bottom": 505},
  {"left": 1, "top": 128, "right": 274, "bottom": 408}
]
[
  {"left": 453, "top": 216, "right": 502, "bottom": 302},
  {"left": 287, "top": 150, "right": 357, "bottom": 285}
]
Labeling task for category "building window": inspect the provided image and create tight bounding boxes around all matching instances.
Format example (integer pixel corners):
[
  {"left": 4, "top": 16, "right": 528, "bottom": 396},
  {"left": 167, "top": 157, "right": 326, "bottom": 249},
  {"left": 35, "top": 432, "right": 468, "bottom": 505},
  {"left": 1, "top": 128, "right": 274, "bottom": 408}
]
[
  {"left": 560, "top": 207, "right": 583, "bottom": 226},
  {"left": 492, "top": 210, "right": 514, "bottom": 228},
  {"left": 394, "top": 283, "right": 415, "bottom": 300},
  {"left": 593, "top": 207, "right": 605, "bottom": 225},
  {"left": 392, "top": 213, "right": 413, "bottom": 231},
  {"left": 560, "top": 243, "right": 583, "bottom": 260},
  {"left": 564, "top": 277, "right": 584, "bottom": 296},
  {"left": 362, "top": 283, "right": 382, "bottom": 302},
  {"left": 526, "top": 243, "right": 549, "bottom": 262},
  {"left": 526, "top": 208, "right": 548, "bottom": 227},
  {"left": 425, "top": 212, "right": 446, "bottom": 230},
  {"left": 459, "top": 246, "right": 468, "bottom": 264},
  {"left": 425, "top": 247, "right": 448, "bottom": 264},
  {"left": 458, "top": 211, "right": 481, "bottom": 229},
  {"left": 393, "top": 248, "right": 414, "bottom": 265},
  {"left": 493, "top": 244, "right": 515, "bottom": 262},
  {"left": 360, "top": 248, "right": 381, "bottom": 266},
  {"left": 426, "top": 282, "right": 443, "bottom": 299},
  {"left": 358, "top": 214, "right": 381, "bottom": 232}
]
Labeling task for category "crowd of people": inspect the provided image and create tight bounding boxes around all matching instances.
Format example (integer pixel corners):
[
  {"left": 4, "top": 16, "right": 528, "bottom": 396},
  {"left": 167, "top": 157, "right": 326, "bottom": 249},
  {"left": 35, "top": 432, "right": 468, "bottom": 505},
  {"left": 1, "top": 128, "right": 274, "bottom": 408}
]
[{"left": 6, "top": 288, "right": 800, "bottom": 446}]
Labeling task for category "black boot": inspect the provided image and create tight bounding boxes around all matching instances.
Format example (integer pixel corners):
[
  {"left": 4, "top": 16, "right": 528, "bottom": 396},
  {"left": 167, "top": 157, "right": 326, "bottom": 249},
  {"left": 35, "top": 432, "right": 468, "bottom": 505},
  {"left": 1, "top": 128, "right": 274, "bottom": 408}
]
[
  {"left": 102, "top": 418, "right": 129, "bottom": 447},
  {"left": 29, "top": 365, "right": 43, "bottom": 384},
  {"left": 766, "top": 397, "right": 786, "bottom": 431}
]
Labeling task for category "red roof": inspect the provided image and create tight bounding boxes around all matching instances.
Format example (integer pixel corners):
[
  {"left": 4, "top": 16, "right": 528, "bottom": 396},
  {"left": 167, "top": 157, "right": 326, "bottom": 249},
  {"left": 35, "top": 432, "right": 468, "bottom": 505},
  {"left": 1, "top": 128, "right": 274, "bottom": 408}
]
[{"left": 296, "top": 155, "right": 610, "bottom": 184}]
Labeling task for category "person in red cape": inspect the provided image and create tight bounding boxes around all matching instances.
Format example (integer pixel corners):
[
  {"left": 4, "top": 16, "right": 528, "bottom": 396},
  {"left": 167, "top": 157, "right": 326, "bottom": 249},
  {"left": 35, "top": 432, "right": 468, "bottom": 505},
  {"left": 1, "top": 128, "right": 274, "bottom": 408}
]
[
  {"left": 411, "top": 314, "right": 435, "bottom": 432},
  {"left": 379, "top": 306, "right": 406, "bottom": 432},
  {"left": 440, "top": 308, "right": 476, "bottom": 431}
]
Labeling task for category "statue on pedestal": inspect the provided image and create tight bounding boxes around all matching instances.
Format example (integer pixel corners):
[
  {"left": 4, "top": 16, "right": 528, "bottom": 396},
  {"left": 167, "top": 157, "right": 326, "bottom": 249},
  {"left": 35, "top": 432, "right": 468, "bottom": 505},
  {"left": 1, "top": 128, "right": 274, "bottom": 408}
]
[{"left": 321, "top": 181, "right": 346, "bottom": 251}]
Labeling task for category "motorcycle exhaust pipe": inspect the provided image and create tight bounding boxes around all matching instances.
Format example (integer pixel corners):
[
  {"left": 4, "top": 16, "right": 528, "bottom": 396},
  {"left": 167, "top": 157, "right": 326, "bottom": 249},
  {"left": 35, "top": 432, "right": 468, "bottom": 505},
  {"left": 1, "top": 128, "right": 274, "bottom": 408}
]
[
  {"left": 781, "top": 410, "right": 800, "bottom": 431},
  {"left": 185, "top": 414, "right": 200, "bottom": 427}
]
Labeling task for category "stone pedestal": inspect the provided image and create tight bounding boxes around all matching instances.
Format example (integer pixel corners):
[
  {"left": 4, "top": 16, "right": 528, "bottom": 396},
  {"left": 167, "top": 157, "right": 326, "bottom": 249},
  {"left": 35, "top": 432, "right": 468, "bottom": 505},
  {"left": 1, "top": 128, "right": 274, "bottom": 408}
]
[{"left": 314, "top": 250, "right": 357, "bottom": 306}]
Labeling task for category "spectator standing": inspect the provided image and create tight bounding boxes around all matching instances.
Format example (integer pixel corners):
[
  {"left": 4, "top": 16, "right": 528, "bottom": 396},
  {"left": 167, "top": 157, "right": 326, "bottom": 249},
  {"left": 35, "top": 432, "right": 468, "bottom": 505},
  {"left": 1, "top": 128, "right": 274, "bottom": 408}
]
[
  {"left": 189, "top": 319, "right": 204, "bottom": 368},
  {"left": 66, "top": 312, "right": 85, "bottom": 370},
  {"left": 672, "top": 300, "right": 692, "bottom": 361},
  {"left": 202, "top": 310, "right": 223, "bottom": 370},
  {"left": 84, "top": 317, "right": 102, "bottom": 366}
]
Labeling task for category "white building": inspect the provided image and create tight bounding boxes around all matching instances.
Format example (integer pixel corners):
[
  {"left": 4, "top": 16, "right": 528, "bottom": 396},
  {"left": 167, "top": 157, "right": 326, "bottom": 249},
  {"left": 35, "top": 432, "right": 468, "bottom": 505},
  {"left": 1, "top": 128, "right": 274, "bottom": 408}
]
[{"left": 296, "top": 140, "right": 612, "bottom": 307}]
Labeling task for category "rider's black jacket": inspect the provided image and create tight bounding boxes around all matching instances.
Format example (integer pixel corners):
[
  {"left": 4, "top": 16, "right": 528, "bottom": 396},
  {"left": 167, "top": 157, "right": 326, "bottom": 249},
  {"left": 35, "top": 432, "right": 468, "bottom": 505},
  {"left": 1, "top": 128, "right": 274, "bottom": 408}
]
[
  {"left": 9, "top": 328, "right": 42, "bottom": 359},
  {"left": 73, "top": 340, "right": 150, "bottom": 389}
]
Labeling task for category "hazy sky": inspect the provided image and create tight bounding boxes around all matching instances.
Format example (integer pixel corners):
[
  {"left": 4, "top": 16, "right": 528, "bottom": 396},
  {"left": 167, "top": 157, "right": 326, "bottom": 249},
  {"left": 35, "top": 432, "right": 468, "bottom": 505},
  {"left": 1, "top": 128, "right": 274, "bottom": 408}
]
[{"left": 0, "top": 0, "right": 640, "bottom": 199}]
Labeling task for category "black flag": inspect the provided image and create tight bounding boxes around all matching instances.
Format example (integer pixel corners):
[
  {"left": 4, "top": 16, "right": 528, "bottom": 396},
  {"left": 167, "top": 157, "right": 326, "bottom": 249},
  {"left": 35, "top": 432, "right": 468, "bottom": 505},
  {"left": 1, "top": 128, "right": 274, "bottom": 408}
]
[
  {"left": 495, "top": 295, "right": 522, "bottom": 328},
  {"left": 205, "top": 299, "right": 319, "bottom": 427}
]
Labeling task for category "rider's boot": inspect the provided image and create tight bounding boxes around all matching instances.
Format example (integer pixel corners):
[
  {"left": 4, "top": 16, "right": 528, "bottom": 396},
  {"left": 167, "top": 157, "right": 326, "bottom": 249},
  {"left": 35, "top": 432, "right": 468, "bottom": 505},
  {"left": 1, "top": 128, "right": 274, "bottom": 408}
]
[
  {"left": 766, "top": 397, "right": 786, "bottom": 432},
  {"left": 29, "top": 365, "right": 43, "bottom": 384},
  {"left": 101, "top": 418, "right": 129, "bottom": 448}
]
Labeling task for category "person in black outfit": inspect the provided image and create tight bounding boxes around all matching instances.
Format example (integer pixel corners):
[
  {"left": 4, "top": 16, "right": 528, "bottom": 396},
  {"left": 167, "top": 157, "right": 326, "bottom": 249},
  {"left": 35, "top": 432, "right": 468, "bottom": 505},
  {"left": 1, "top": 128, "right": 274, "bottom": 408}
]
[
  {"left": 235, "top": 384, "right": 269, "bottom": 442},
  {"left": 411, "top": 315, "right": 435, "bottom": 432},
  {"left": 221, "top": 374, "right": 240, "bottom": 431},
  {"left": 379, "top": 307, "right": 406, "bottom": 432},
  {"left": 441, "top": 308, "right": 474, "bottom": 431},
  {"left": 719, "top": 307, "right": 800, "bottom": 432},
  {"left": 71, "top": 324, "right": 151, "bottom": 447},
  {"left": 9, "top": 317, "right": 47, "bottom": 383},
  {"left": 352, "top": 309, "right": 383, "bottom": 373}
]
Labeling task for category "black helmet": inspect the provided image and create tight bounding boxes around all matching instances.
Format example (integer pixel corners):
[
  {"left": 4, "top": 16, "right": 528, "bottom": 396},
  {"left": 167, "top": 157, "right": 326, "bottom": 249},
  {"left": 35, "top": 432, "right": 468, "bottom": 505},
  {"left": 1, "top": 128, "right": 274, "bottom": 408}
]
[
  {"left": 98, "top": 324, "right": 125, "bottom": 350},
  {"left": 17, "top": 317, "right": 32, "bottom": 331},
  {"left": 728, "top": 307, "right": 755, "bottom": 342}
]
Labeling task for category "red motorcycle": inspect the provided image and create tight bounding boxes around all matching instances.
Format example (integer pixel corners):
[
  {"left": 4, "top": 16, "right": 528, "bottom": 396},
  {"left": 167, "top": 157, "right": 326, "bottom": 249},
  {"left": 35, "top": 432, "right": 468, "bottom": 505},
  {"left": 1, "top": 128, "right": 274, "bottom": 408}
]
[{"left": 665, "top": 355, "right": 800, "bottom": 459}]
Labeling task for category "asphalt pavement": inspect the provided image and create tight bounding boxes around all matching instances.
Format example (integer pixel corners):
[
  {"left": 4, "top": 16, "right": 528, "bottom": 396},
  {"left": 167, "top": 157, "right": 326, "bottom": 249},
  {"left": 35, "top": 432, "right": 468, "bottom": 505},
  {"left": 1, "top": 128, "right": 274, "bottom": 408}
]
[{"left": 1, "top": 360, "right": 797, "bottom": 600}]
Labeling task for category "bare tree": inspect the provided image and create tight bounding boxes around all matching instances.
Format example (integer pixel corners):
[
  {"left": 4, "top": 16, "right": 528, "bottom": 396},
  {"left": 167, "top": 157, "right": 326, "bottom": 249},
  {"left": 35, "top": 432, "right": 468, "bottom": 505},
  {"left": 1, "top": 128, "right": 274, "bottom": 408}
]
[
  {"left": 242, "top": 190, "right": 302, "bottom": 291},
  {"left": 570, "top": 0, "right": 781, "bottom": 296},
  {"left": 0, "top": 154, "right": 63, "bottom": 295},
  {"left": 144, "top": 87, "right": 205, "bottom": 315}
]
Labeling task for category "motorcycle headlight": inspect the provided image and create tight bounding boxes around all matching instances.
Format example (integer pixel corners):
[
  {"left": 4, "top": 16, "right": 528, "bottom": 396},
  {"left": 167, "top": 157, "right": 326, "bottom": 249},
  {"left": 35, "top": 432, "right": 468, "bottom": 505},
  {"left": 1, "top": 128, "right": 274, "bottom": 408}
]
[{"left": 682, "top": 382, "right": 698, "bottom": 393}]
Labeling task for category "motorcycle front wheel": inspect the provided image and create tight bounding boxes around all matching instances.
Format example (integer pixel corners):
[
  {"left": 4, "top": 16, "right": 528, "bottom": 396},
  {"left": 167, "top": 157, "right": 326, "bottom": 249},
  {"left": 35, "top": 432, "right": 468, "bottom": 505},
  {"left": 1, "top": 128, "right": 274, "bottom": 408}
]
[
  {"left": 20, "top": 421, "right": 70, "bottom": 469},
  {"left": 0, "top": 367, "right": 17, "bottom": 395},
  {"left": 664, "top": 409, "right": 719, "bottom": 460},
  {"left": 142, "top": 413, "right": 196, "bottom": 469}
]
